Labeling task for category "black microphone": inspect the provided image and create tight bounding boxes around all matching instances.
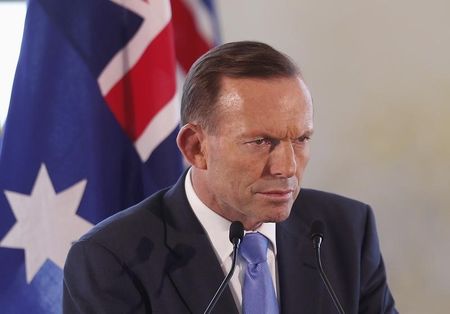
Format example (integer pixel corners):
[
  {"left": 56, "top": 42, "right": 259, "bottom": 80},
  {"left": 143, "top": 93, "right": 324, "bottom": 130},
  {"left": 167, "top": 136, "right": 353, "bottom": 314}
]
[
  {"left": 310, "top": 220, "right": 346, "bottom": 314},
  {"left": 204, "top": 221, "right": 244, "bottom": 314}
]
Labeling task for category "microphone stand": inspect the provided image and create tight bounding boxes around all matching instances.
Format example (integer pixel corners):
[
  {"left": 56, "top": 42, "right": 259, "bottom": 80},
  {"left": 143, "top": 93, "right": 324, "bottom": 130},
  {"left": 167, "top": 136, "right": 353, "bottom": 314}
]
[
  {"left": 203, "top": 238, "right": 241, "bottom": 314},
  {"left": 312, "top": 223, "right": 346, "bottom": 314}
]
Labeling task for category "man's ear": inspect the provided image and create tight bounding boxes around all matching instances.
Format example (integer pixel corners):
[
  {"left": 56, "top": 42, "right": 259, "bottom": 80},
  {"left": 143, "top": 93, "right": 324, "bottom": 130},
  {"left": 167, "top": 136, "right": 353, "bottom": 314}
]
[{"left": 176, "top": 123, "right": 207, "bottom": 169}]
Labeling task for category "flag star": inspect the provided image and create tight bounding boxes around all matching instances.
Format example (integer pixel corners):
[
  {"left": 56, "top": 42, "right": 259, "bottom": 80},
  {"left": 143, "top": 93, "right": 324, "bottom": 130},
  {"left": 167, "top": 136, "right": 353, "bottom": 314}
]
[{"left": 0, "top": 164, "right": 93, "bottom": 283}]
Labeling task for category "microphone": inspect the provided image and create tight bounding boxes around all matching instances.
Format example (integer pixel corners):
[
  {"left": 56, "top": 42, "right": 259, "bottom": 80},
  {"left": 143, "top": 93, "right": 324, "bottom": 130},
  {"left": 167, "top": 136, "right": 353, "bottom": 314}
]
[
  {"left": 204, "top": 221, "right": 244, "bottom": 314},
  {"left": 310, "top": 220, "right": 346, "bottom": 314}
]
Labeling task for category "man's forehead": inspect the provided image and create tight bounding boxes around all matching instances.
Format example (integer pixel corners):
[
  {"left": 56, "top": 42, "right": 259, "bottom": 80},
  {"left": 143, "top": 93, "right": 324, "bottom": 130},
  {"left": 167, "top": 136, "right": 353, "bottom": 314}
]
[
  {"left": 218, "top": 75, "right": 304, "bottom": 87},
  {"left": 211, "top": 76, "right": 313, "bottom": 135},
  {"left": 216, "top": 76, "right": 311, "bottom": 109}
]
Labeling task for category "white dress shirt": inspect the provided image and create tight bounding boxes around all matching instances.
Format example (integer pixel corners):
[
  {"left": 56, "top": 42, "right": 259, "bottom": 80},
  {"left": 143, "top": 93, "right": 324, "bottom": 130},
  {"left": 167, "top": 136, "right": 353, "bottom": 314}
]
[{"left": 184, "top": 168, "right": 279, "bottom": 313}]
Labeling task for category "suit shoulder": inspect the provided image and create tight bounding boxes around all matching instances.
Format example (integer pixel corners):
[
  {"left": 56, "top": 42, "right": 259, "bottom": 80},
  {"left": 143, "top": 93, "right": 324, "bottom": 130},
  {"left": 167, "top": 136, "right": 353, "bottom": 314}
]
[
  {"left": 298, "top": 188, "right": 368, "bottom": 208},
  {"left": 293, "top": 188, "right": 373, "bottom": 226},
  {"left": 76, "top": 188, "right": 170, "bottom": 248}
]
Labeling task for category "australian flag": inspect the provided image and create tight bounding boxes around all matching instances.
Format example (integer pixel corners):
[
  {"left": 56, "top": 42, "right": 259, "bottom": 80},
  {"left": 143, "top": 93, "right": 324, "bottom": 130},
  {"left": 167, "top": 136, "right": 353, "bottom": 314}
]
[{"left": 0, "top": 0, "right": 219, "bottom": 313}]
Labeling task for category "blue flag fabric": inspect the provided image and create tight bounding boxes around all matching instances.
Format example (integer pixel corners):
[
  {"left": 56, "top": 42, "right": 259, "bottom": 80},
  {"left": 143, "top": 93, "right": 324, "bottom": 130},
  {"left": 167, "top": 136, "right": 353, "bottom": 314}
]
[{"left": 0, "top": 0, "right": 221, "bottom": 312}]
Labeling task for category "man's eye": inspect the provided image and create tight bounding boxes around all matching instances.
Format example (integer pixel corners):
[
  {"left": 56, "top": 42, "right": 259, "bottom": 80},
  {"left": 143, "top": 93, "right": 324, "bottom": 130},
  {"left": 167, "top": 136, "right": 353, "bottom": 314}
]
[
  {"left": 254, "top": 138, "right": 271, "bottom": 145},
  {"left": 295, "top": 136, "right": 311, "bottom": 144},
  {"left": 300, "top": 136, "right": 310, "bottom": 142}
]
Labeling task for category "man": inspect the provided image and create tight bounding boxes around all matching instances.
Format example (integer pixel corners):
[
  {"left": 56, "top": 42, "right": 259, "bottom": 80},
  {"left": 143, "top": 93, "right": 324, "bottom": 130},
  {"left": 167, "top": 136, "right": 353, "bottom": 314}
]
[{"left": 63, "top": 41, "right": 398, "bottom": 313}]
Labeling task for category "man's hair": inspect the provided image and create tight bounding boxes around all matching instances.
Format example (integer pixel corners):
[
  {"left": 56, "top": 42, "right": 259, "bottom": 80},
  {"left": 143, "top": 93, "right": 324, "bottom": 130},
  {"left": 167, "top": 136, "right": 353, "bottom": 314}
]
[{"left": 180, "top": 41, "right": 301, "bottom": 132}]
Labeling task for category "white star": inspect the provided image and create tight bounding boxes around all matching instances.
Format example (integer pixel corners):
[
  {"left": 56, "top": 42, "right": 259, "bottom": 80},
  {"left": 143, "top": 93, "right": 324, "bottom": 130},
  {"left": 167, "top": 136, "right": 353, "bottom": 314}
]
[{"left": 0, "top": 164, "right": 93, "bottom": 283}]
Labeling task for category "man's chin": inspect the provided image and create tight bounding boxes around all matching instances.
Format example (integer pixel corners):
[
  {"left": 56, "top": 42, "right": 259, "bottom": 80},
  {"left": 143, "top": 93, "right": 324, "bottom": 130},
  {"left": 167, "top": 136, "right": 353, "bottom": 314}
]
[{"left": 264, "top": 206, "right": 292, "bottom": 223}]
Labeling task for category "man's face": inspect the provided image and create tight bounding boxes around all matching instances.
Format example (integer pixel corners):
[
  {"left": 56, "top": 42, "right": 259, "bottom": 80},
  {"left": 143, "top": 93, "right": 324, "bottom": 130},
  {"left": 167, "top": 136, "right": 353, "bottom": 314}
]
[{"left": 193, "top": 76, "right": 313, "bottom": 230}]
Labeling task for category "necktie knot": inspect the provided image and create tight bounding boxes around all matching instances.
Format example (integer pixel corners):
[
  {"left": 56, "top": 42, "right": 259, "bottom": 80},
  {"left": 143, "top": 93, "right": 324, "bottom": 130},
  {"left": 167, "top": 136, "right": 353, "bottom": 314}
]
[{"left": 239, "top": 232, "right": 269, "bottom": 265}]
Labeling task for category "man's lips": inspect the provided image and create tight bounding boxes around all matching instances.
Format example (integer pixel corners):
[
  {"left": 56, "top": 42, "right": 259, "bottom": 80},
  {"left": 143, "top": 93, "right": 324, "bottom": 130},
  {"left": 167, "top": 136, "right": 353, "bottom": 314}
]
[{"left": 256, "top": 189, "right": 295, "bottom": 201}]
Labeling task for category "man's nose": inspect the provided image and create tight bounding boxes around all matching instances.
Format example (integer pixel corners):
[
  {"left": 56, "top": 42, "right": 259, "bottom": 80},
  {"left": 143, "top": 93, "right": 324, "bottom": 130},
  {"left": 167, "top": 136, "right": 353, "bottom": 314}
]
[{"left": 268, "top": 141, "right": 296, "bottom": 178}]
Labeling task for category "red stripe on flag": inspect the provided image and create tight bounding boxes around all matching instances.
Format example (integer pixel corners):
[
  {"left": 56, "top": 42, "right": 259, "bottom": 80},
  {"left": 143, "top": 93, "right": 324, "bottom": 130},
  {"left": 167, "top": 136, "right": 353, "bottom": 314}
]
[
  {"left": 104, "top": 23, "right": 177, "bottom": 141},
  {"left": 171, "top": 0, "right": 212, "bottom": 73}
]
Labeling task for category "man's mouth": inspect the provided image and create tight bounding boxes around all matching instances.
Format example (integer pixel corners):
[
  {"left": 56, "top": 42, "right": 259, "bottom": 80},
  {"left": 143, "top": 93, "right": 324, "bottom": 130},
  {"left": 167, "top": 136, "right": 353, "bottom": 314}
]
[{"left": 256, "top": 189, "right": 294, "bottom": 201}]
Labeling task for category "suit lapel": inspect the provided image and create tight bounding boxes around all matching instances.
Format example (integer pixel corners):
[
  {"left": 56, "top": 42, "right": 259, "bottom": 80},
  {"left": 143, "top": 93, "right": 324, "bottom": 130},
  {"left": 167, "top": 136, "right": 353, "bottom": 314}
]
[
  {"left": 162, "top": 174, "right": 238, "bottom": 314},
  {"left": 276, "top": 215, "right": 326, "bottom": 313}
]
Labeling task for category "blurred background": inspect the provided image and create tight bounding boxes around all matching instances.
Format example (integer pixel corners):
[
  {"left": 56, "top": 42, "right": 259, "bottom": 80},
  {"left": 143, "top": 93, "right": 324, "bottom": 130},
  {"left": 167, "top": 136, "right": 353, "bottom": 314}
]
[{"left": 1, "top": 0, "right": 449, "bottom": 313}]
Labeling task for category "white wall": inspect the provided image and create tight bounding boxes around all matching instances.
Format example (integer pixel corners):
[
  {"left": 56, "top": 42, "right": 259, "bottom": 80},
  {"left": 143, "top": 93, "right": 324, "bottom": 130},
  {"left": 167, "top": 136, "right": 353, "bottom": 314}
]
[
  {"left": 0, "top": 2, "right": 26, "bottom": 128},
  {"left": 217, "top": 1, "right": 450, "bottom": 313}
]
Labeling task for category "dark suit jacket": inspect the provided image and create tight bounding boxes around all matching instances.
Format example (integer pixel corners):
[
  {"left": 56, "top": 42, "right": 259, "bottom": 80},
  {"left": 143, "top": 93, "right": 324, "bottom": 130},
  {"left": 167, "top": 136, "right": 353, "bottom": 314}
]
[{"left": 63, "top": 174, "right": 398, "bottom": 314}]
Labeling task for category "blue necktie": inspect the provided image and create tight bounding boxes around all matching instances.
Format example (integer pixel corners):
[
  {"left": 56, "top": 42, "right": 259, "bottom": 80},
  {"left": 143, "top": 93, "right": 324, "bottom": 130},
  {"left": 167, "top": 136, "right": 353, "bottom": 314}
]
[{"left": 239, "top": 232, "right": 279, "bottom": 314}]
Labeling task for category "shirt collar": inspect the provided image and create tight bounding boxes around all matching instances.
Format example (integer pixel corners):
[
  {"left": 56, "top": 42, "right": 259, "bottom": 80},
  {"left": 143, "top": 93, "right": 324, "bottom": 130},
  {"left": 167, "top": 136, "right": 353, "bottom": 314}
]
[{"left": 185, "top": 168, "right": 277, "bottom": 264}]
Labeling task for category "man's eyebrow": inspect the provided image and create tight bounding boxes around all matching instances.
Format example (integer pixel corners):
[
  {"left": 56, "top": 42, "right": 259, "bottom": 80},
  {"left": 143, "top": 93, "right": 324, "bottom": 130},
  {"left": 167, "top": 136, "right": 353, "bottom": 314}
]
[{"left": 300, "top": 129, "right": 314, "bottom": 137}]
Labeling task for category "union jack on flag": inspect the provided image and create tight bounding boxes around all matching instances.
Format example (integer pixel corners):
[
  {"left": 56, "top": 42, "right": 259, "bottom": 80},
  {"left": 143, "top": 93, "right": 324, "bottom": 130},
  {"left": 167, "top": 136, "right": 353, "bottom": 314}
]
[{"left": 0, "top": 0, "right": 219, "bottom": 313}]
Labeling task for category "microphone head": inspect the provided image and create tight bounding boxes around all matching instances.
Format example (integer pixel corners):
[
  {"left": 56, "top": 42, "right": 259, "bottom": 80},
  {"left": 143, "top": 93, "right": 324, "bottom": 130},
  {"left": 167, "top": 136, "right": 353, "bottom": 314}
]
[
  {"left": 310, "top": 220, "right": 325, "bottom": 240},
  {"left": 229, "top": 221, "right": 244, "bottom": 244}
]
